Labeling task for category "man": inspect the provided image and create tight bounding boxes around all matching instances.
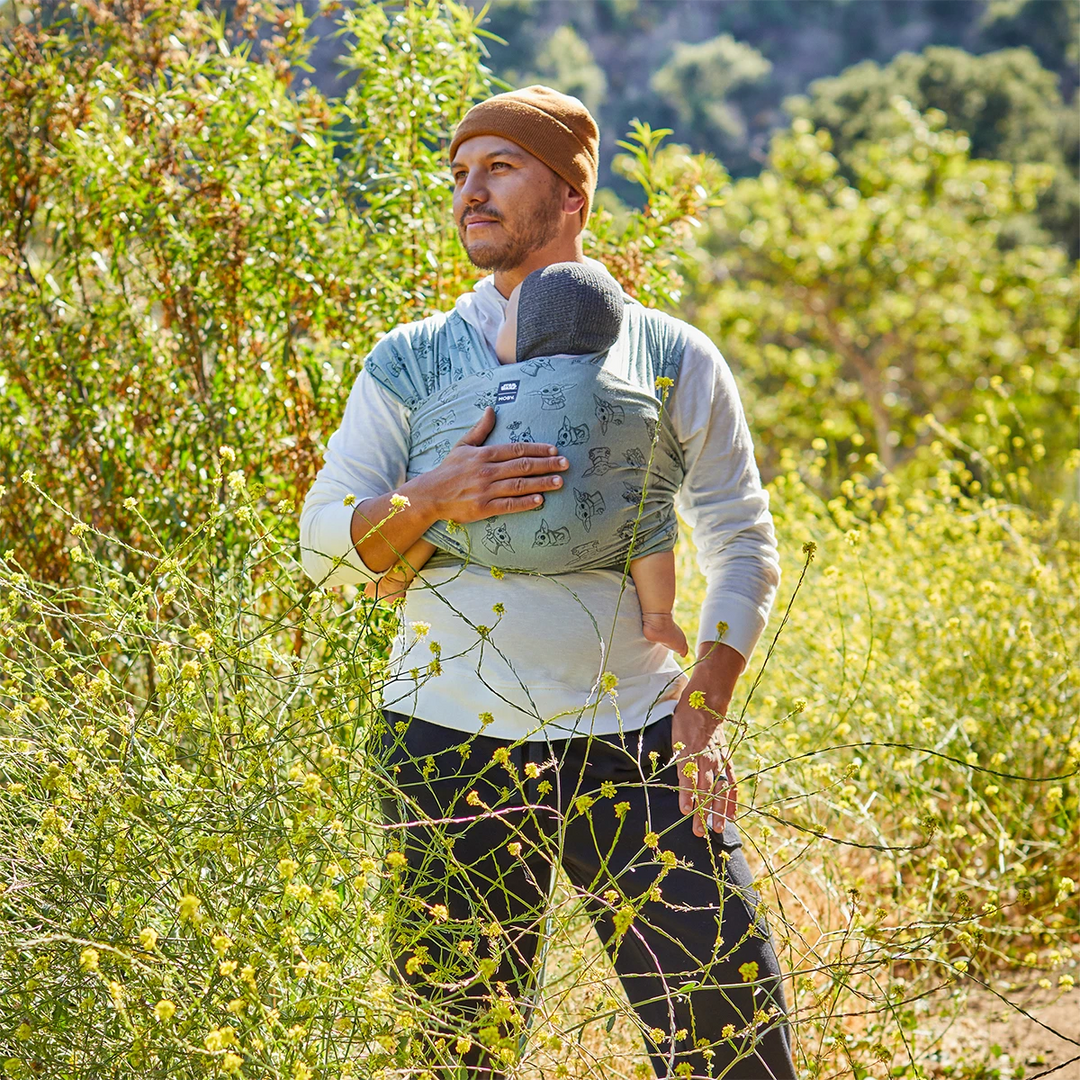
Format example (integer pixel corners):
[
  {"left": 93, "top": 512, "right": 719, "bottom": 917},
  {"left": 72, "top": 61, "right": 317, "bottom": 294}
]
[{"left": 300, "top": 86, "right": 797, "bottom": 1078}]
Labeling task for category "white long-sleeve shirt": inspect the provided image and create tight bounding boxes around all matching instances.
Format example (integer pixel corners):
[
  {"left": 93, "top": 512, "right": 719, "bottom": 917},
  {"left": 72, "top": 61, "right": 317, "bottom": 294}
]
[{"left": 300, "top": 264, "right": 780, "bottom": 741}]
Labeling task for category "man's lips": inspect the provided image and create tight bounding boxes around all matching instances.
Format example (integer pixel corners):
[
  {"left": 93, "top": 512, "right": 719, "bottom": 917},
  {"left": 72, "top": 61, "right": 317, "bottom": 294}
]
[{"left": 464, "top": 217, "right": 499, "bottom": 229}]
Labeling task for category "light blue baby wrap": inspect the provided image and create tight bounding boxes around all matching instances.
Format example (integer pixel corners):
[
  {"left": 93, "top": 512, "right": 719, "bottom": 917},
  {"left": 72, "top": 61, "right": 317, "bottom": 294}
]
[{"left": 365, "top": 298, "right": 687, "bottom": 574}]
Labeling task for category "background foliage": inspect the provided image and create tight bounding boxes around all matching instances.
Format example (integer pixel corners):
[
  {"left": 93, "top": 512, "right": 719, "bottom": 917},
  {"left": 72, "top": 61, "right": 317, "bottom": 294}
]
[
  {"left": 1, "top": 0, "right": 1076, "bottom": 1078},
  {"left": 682, "top": 104, "right": 1077, "bottom": 483},
  {"left": 454, "top": 0, "right": 1078, "bottom": 256}
]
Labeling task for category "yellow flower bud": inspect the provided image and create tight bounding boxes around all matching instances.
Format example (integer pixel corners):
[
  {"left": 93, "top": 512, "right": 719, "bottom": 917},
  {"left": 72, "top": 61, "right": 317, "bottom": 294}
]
[{"left": 154, "top": 999, "right": 176, "bottom": 1022}]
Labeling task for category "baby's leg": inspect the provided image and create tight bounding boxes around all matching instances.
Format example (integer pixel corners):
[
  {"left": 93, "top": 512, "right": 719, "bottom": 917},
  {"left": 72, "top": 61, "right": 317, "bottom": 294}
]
[
  {"left": 631, "top": 550, "right": 689, "bottom": 657},
  {"left": 364, "top": 540, "right": 437, "bottom": 604}
]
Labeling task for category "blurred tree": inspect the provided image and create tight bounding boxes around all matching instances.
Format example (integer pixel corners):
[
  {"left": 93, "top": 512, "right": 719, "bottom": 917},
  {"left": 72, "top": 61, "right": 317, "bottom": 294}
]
[
  {"left": 508, "top": 24, "right": 608, "bottom": 115},
  {"left": 786, "top": 46, "right": 1062, "bottom": 165},
  {"left": 596, "top": 0, "right": 646, "bottom": 28},
  {"left": 785, "top": 45, "right": 1079, "bottom": 255},
  {"left": 979, "top": 0, "right": 1079, "bottom": 88},
  {"left": 650, "top": 33, "right": 771, "bottom": 170},
  {"left": 684, "top": 103, "right": 1078, "bottom": 488}
]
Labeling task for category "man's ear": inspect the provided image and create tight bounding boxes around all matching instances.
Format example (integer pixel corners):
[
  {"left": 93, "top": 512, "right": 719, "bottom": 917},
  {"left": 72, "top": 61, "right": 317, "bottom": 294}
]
[{"left": 561, "top": 182, "right": 586, "bottom": 217}]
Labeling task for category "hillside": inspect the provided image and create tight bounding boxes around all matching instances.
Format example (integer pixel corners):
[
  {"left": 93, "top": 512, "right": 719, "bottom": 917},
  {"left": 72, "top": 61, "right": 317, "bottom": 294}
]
[{"left": 302, "top": 0, "right": 1071, "bottom": 177}]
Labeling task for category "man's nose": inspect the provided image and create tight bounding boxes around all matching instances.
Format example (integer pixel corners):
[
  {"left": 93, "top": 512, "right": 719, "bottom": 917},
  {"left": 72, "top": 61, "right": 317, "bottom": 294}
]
[{"left": 458, "top": 170, "right": 489, "bottom": 206}]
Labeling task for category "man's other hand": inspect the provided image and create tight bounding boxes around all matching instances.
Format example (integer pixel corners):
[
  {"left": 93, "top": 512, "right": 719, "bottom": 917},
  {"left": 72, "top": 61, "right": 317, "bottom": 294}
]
[{"left": 671, "top": 641, "right": 746, "bottom": 838}]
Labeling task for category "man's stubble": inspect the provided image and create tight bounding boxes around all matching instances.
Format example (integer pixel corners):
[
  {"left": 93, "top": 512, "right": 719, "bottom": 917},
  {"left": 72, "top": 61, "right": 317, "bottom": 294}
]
[{"left": 458, "top": 179, "right": 564, "bottom": 272}]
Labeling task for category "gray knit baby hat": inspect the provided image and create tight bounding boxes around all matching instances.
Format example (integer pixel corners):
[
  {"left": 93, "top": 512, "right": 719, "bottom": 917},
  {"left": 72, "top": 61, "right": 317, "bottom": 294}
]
[{"left": 516, "top": 262, "right": 625, "bottom": 362}]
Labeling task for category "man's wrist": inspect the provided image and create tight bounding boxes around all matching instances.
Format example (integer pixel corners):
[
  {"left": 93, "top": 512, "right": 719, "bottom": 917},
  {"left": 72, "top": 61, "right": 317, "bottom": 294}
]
[
  {"left": 401, "top": 471, "right": 444, "bottom": 528},
  {"left": 350, "top": 479, "right": 439, "bottom": 558}
]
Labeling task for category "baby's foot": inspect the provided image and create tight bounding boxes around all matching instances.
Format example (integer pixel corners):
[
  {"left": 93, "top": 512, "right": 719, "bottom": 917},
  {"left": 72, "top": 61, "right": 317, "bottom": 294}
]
[{"left": 642, "top": 612, "right": 689, "bottom": 657}]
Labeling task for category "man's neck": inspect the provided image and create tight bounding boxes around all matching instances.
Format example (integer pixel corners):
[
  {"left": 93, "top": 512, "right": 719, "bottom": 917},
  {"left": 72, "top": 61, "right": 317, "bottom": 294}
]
[{"left": 492, "top": 236, "right": 586, "bottom": 298}]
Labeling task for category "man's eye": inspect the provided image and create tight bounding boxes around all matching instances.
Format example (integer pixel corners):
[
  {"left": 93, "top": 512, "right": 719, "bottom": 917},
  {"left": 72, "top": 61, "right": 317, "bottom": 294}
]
[{"left": 491, "top": 161, "right": 509, "bottom": 170}]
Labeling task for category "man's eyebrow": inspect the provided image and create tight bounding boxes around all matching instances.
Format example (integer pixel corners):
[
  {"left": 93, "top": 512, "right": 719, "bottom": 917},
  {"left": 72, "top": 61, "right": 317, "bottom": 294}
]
[{"left": 450, "top": 146, "right": 527, "bottom": 170}]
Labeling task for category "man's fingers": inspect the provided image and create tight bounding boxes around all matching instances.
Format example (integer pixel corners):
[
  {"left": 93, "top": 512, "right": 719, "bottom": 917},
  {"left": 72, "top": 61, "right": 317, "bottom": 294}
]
[
  {"left": 486, "top": 474, "right": 564, "bottom": 503},
  {"left": 455, "top": 406, "right": 497, "bottom": 447},
  {"left": 679, "top": 752, "right": 737, "bottom": 837},
  {"left": 702, "top": 763, "right": 737, "bottom": 835},
  {"left": 678, "top": 772, "right": 695, "bottom": 817},
  {"left": 720, "top": 762, "right": 738, "bottom": 827},
  {"left": 488, "top": 494, "right": 547, "bottom": 515},
  {"left": 692, "top": 763, "right": 716, "bottom": 837},
  {"left": 482, "top": 454, "right": 568, "bottom": 479},
  {"left": 483, "top": 439, "right": 563, "bottom": 463}
]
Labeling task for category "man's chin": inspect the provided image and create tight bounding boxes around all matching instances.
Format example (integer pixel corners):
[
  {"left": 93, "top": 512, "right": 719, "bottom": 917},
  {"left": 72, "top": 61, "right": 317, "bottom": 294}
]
[{"left": 464, "top": 242, "right": 519, "bottom": 272}]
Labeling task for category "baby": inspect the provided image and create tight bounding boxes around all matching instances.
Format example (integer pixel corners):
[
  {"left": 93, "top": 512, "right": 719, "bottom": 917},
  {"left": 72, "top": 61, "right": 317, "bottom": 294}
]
[{"left": 365, "top": 263, "right": 688, "bottom": 657}]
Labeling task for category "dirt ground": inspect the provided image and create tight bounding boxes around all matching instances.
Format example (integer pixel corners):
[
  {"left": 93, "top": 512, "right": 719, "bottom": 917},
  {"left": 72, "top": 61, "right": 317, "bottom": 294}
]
[{"left": 913, "top": 982, "right": 1079, "bottom": 1078}]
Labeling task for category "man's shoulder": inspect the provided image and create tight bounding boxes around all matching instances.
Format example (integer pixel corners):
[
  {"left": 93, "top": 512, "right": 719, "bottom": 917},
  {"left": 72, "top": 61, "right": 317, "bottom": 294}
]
[
  {"left": 631, "top": 304, "right": 718, "bottom": 357},
  {"left": 364, "top": 307, "right": 473, "bottom": 409},
  {"left": 624, "top": 304, "right": 723, "bottom": 389},
  {"left": 376, "top": 308, "right": 461, "bottom": 353}
]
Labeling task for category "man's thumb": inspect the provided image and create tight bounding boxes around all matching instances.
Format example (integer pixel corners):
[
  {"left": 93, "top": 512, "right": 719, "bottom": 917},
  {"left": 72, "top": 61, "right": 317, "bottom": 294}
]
[{"left": 456, "top": 406, "right": 495, "bottom": 447}]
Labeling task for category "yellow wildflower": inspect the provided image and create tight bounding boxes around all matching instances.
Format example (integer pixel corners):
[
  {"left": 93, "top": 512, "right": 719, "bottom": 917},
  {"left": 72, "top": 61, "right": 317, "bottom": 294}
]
[{"left": 178, "top": 894, "right": 201, "bottom": 923}]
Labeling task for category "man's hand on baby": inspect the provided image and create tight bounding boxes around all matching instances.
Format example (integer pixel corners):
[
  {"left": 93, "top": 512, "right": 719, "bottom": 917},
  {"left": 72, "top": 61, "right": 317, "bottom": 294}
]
[{"left": 420, "top": 407, "right": 569, "bottom": 524}]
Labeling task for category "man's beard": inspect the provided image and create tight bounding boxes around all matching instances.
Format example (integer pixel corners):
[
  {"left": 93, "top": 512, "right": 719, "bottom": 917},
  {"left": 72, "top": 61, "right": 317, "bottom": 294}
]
[{"left": 458, "top": 189, "right": 564, "bottom": 272}]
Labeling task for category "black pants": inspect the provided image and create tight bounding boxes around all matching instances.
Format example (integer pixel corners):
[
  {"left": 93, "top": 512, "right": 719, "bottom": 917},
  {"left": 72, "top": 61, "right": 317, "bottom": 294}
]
[{"left": 378, "top": 710, "right": 797, "bottom": 1079}]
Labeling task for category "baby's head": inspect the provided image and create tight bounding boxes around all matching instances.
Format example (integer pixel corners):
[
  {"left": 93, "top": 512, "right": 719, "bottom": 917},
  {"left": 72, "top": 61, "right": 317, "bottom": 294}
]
[{"left": 496, "top": 262, "right": 624, "bottom": 364}]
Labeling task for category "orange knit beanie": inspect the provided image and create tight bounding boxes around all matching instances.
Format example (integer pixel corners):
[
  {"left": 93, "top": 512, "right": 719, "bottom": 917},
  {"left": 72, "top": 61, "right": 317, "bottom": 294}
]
[{"left": 449, "top": 85, "right": 600, "bottom": 225}]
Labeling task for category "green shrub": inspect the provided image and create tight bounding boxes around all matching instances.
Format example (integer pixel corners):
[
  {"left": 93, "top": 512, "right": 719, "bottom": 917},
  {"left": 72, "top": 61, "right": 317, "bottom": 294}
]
[
  {"left": 675, "top": 440, "right": 1079, "bottom": 1074},
  {"left": 0, "top": 479, "right": 399, "bottom": 1079}
]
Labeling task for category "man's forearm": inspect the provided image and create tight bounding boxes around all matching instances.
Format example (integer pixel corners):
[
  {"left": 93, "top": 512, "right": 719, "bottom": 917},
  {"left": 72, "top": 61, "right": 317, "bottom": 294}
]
[
  {"left": 350, "top": 472, "right": 442, "bottom": 574},
  {"left": 692, "top": 640, "right": 747, "bottom": 718}
]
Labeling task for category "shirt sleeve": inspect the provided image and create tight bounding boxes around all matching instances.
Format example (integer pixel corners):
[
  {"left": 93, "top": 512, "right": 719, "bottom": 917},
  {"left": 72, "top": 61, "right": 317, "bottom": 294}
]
[
  {"left": 299, "top": 366, "right": 411, "bottom": 587},
  {"left": 669, "top": 325, "right": 781, "bottom": 661}
]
